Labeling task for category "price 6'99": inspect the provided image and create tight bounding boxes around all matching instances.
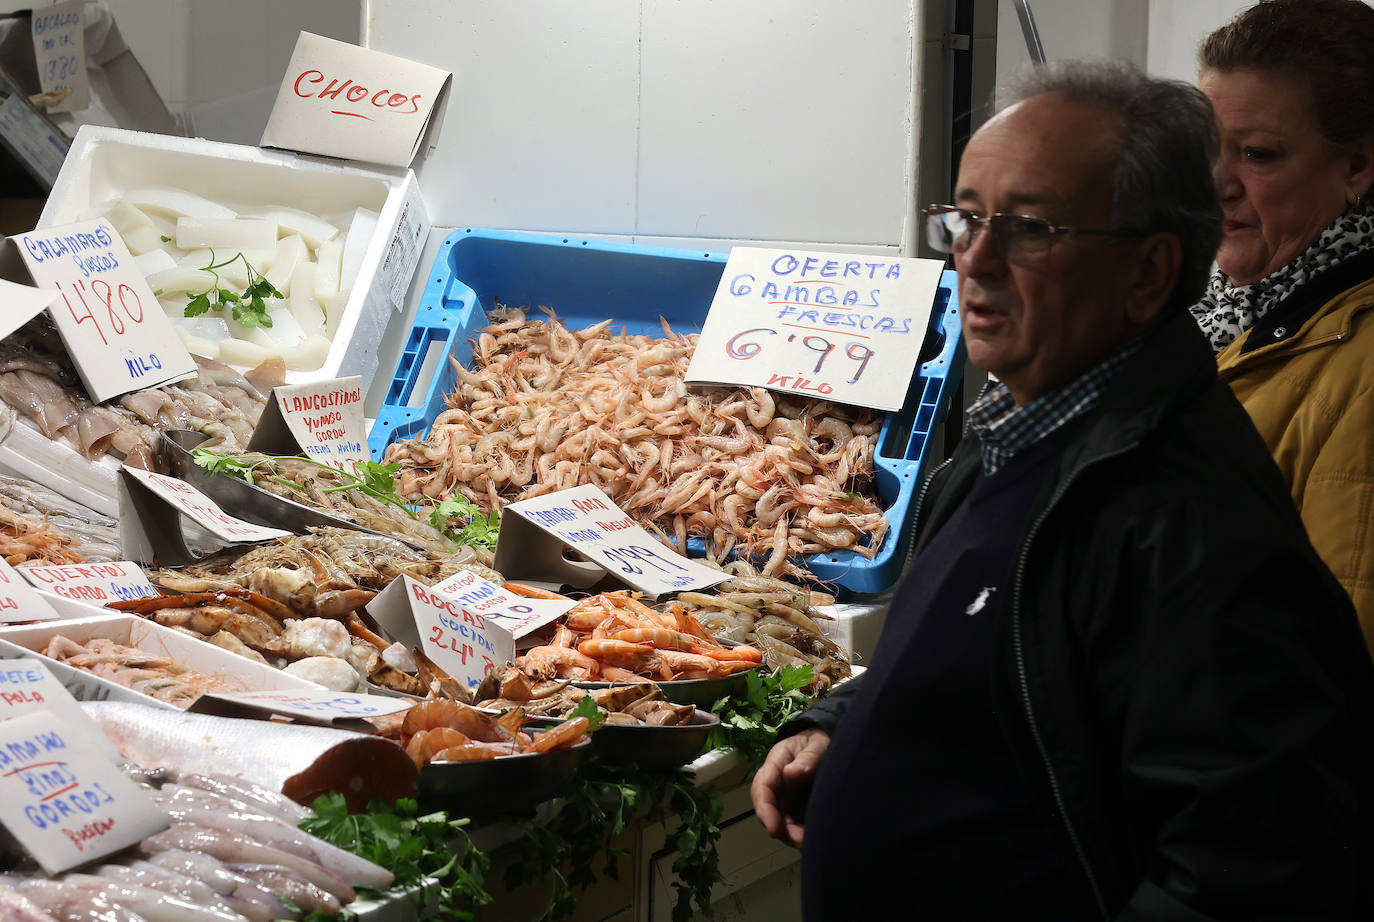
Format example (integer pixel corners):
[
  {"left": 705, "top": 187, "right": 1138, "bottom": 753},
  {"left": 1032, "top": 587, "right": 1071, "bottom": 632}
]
[
  {"left": 601, "top": 544, "right": 688, "bottom": 577},
  {"left": 726, "top": 328, "right": 875, "bottom": 383},
  {"left": 57, "top": 278, "right": 145, "bottom": 346}
]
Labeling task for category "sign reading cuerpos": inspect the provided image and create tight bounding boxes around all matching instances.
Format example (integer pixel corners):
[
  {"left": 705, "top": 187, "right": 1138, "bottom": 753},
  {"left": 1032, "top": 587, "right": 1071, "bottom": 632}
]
[{"left": 19, "top": 561, "right": 159, "bottom": 606}]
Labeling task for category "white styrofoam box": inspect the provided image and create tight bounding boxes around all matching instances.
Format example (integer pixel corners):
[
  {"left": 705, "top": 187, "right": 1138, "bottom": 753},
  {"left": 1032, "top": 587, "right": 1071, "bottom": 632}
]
[
  {"left": 818, "top": 600, "right": 890, "bottom": 669},
  {"left": 38, "top": 125, "right": 431, "bottom": 388},
  {"left": 0, "top": 607, "right": 322, "bottom": 710}
]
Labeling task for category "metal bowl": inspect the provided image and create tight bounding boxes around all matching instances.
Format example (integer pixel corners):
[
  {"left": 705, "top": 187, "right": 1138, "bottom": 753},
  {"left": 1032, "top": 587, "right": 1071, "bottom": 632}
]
[
  {"left": 529, "top": 710, "right": 719, "bottom": 771},
  {"left": 417, "top": 738, "right": 590, "bottom": 816},
  {"left": 573, "top": 668, "right": 756, "bottom": 709}
]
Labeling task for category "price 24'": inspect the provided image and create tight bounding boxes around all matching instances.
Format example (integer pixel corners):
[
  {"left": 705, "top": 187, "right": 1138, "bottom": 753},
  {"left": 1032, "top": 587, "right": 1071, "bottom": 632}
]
[
  {"left": 726, "top": 328, "right": 876, "bottom": 384},
  {"left": 56, "top": 279, "right": 145, "bottom": 347}
]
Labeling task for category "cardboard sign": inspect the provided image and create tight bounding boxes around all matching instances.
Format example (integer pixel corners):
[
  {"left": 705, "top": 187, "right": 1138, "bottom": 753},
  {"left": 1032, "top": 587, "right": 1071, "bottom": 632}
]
[
  {"left": 247, "top": 376, "right": 369, "bottom": 474},
  {"left": 0, "top": 277, "right": 62, "bottom": 343},
  {"left": 0, "top": 710, "right": 167, "bottom": 874},
  {"left": 31, "top": 1, "right": 90, "bottom": 113},
  {"left": 119, "top": 467, "right": 291, "bottom": 554},
  {"left": 18, "top": 562, "right": 158, "bottom": 607},
  {"left": 0, "top": 561, "right": 59, "bottom": 624},
  {"left": 430, "top": 569, "right": 575, "bottom": 640},
  {"left": 261, "top": 32, "right": 451, "bottom": 168},
  {"left": 0, "top": 659, "right": 120, "bottom": 761},
  {"left": 12, "top": 219, "right": 196, "bottom": 403},
  {"left": 496, "top": 485, "right": 727, "bottom": 599},
  {"left": 368, "top": 575, "right": 513, "bottom": 691},
  {"left": 193, "top": 689, "right": 410, "bottom": 730},
  {"left": 685, "top": 247, "right": 944, "bottom": 412},
  {"left": 0, "top": 83, "right": 68, "bottom": 187}
]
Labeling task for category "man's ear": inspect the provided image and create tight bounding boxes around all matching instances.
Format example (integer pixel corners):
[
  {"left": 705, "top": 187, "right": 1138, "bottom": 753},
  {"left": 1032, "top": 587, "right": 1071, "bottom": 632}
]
[{"left": 1125, "top": 233, "right": 1181, "bottom": 327}]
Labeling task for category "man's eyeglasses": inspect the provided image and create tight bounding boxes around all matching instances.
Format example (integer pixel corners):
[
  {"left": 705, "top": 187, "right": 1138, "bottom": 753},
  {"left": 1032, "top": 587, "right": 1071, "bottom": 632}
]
[{"left": 923, "top": 205, "right": 1145, "bottom": 262}]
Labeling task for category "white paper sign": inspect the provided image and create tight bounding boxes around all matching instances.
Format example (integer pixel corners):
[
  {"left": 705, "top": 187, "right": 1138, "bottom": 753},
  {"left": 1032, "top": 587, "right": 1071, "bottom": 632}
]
[
  {"left": 368, "top": 575, "right": 513, "bottom": 691},
  {"left": 248, "top": 376, "right": 369, "bottom": 474},
  {"left": 685, "top": 247, "right": 944, "bottom": 412},
  {"left": 0, "top": 278, "right": 62, "bottom": 342},
  {"left": 0, "top": 659, "right": 120, "bottom": 761},
  {"left": 13, "top": 220, "right": 197, "bottom": 403},
  {"left": 496, "top": 485, "right": 727, "bottom": 599},
  {"left": 0, "top": 561, "right": 59, "bottom": 624},
  {"left": 18, "top": 562, "right": 158, "bottom": 607},
  {"left": 31, "top": 1, "right": 90, "bottom": 113},
  {"left": 120, "top": 467, "right": 291, "bottom": 544},
  {"left": 196, "top": 689, "right": 410, "bottom": 727},
  {"left": 0, "top": 711, "right": 168, "bottom": 874},
  {"left": 0, "top": 93, "right": 67, "bottom": 186},
  {"left": 261, "top": 32, "right": 451, "bottom": 168},
  {"left": 430, "top": 569, "right": 575, "bottom": 640}
]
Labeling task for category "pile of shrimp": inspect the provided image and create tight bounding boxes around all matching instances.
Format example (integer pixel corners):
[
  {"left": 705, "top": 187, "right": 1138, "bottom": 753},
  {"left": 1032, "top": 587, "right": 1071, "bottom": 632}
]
[
  {"left": 383, "top": 308, "right": 890, "bottom": 578},
  {"left": 0, "top": 505, "right": 85, "bottom": 566},
  {"left": 41, "top": 636, "right": 245, "bottom": 707},
  {"left": 392, "top": 698, "right": 591, "bottom": 768},
  {"left": 517, "top": 590, "right": 762, "bottom": 683},
  {"left": 476, "top": 674, "right": 697, "bottom": 726}
]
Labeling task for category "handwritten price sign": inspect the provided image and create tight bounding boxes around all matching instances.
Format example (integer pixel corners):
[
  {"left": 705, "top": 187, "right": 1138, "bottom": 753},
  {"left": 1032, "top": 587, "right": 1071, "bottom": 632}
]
[
  {"left": 199, "top": 689, "right": 410, "bottom": 726},
  {"left": 120, "top": 467, "right": 291, "bottom": 544},
  {"left": 14, "top": 220, "right": 196, "bottom": 403},
  {"left": 248, "top": 377, "right": 369, "bottom": 474},
  {"left": 0, "top": 712, "right": 167, "bottom": 874},
  {"left": 498, "top": 485, "right": 726, "bottom": 599},
  {"left": 30, "top": 1, "right": 90, "bottom": 112},
  {"left": 19, "top": 562, "right": 158, "bottom": 607},
  {"left": 686, "top": 247, "right": 944, "bottom": 412},
  {"left": 0, "top": 660, "right": 121, "bottom": 761},
  {"left": 368, "top": 575, "right": 514, "bottom": 691},
  {"left": 0, "top": 560, "right": 59, "bottom": 624},
  {"left": 430, "top": 569, "right": 574, "bottom": 640}
]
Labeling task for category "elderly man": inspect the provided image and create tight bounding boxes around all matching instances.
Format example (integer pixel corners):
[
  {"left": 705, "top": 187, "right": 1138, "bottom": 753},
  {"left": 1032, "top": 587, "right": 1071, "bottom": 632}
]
[{"left": 751, "top": 61, "right": 1374, "bottom": 920}]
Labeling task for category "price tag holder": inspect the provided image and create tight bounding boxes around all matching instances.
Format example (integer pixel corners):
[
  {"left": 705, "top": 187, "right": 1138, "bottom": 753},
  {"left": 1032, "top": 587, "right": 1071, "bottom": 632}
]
[
  {"left": 247, "top": 376, "right": 369, "bottom": 474},
  {"left": 0, "top": 561, "right": 59, "bottom": 624},
  {"left": 368, "top": 575, "right": 513, "bottom": 691},
  {"left": 18, "top": 562, "right": 158, "bottom": 607},
  {"left": 30, "top": 0, "right": 90, "bottom": 113},
  {"left": 0, "top": 277, "right": 62, "bottom": 342},
  {"left": 0, "top": 711, "right": 167, "bottom": 874},
  {"left": 190, "top": 689, "right": 410, "bottom": 731},
  {"left": 430, "top": 569, "right": 575, "bottom": 640},
  {"left": 117, "top": 467, "right": 291, "bottom": 566},
  {"left": 0, "top": 659, "right": 120, "bottom": 761},
  {"left": 9, "top": 219, "right": 197, "bottom": 403},
  {"left": 685, "top": 247, "right": 944, "bottom": 412},
  {"left": 495, "top": 485, "right": 727, "bottom": 600}
]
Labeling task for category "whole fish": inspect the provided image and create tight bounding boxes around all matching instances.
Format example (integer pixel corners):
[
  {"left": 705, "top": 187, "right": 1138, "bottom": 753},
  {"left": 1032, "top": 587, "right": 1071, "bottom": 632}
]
[
  {"left": 142, "top": 850, "right": 288, "bottom": 921},
  {"left": 82, "top": 701, "right": 417, "bottom": 811},
  {"left": 57, "top": 875, "right": 246, "bottom": 922}
]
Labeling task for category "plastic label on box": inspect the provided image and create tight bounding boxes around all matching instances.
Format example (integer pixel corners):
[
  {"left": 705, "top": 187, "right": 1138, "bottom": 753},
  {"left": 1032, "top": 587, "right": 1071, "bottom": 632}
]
[
  {"left": 0, "top": 561, "right": 59, "bottom": 624},
  {"left": 368, "top": 575, "right": 513, "bottom": 691},
  {"left": 31, "top": 1, "right": 90, "bottom": 113},
  {"left": 0, "top": 277, "right": 61, "bottom": 342},
  {"left": 686, "top": 247, "right": 944, "bottom": 412},
  {"left": 18, "top": 562, "right": 157, "bottom": 607},
  {"left": 430, "top": 569, "right": 574, "bottom": 640},
  {"left": 11, "top": 219, "right": 197, "bottom": 403},
  {"left": 0, "top": 658, "right": 120, "bottom": 761},
  {"left": 248, "top": 376, "right": 369, "bottom": 474},
  {"left": 0, "top": 710, "right": 167, "bottom": 874},
  {"left": 497, "top": 485, "right": 727, "bottom": 599}
]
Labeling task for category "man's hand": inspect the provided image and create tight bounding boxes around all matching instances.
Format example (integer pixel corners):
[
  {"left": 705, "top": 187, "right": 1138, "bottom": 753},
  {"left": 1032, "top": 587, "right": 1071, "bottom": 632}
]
[{"left": 751, "top": 728, "right": 830, "bottom": 848}]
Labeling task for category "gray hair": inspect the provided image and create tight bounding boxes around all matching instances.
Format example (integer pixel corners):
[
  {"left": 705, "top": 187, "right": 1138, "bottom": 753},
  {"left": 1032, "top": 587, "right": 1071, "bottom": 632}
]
[{"left": 1000, "top": 60, "right": 1222, "bottom": 315}]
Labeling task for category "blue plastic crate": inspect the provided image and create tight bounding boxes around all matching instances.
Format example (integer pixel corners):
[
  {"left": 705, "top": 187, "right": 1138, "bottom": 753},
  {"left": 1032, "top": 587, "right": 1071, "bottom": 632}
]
[{"left": 370, "top": 228, "right": 964, "bottom": 594}]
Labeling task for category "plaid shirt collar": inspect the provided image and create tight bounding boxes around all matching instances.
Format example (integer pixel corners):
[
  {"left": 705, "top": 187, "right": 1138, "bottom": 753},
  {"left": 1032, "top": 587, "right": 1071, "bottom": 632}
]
[{"left": 968, "top": 338, "right": 1142, "bottom": 475}]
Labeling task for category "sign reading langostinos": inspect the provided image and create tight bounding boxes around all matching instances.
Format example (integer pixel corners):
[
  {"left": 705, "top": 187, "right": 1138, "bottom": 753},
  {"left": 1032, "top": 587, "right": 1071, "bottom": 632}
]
[
  {"left": 261, "top": 32, "right": 451, "bottom": 168},
  {"left": 496, "top": 485, "right": 726, "bottom": 599},
  {"left": 0, "top": 560, "right": 60, "bottom": 624},
  {"left": 11, "top": 220, "right": 197, "bottom": 403},
  {"left": 0, "top": 711, "right": 167, "bottom": 874},
  {"left": 368, "top": 575, "right": 513, "bottom": 691},
  {"left": 247, "top": 376, "right": 369, "bottom": 475},
  {"left": 685, "top": 247, "right": 944, "bottom": 412}
]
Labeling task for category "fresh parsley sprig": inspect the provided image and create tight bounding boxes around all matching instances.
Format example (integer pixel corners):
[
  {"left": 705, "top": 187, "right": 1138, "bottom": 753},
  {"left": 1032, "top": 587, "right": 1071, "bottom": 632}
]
[
  {"left": 428, "top": 496, "right": 501, "bottom": 552},
  {"left": 192, "top": 448, "right": 420, "bottom": 521},
  {"left": 183, "top": 249, "right": 283, "bottom": 329},
  {"left": 708, "top": 664, "right": 816, "bottom": 771}
]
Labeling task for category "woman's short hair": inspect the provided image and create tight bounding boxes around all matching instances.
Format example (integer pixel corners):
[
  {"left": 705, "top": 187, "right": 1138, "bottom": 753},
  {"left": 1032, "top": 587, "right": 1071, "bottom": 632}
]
[
  {"left": 1000, "top": 61, "right": 1222, "bottom": 316},
  {"left": 1200, "top": 0, "right": 1374, "bottom": 147}
]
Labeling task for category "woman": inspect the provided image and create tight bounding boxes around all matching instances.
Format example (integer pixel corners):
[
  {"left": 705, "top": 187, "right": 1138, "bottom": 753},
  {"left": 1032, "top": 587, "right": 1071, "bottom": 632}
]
[{"left": 1193, "top": 0, "right": 1374, "bottom": 652}]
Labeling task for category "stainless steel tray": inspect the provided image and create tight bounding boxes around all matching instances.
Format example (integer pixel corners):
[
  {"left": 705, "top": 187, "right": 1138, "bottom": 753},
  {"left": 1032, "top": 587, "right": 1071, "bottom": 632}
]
[
  {"left": 574, "top": 668, "right": 756, "bottom": 709},
  {"left": 529, "top": 710, "right": 718, "bottom": 771},
  {"left": 417, "top": 738, "right": 590, "bottom": 816}
]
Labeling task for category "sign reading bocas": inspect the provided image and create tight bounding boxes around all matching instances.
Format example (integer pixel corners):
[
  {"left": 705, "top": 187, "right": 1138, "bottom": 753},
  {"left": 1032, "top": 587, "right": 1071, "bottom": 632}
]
[
  {"left": 685, "top": 247, "right": 945, "bottom": 412},
  {"left": 0, "top": 711, "right": 167, "bottom": 874},
  {"left": 368, "top": 575, "right": 514, "bottom": 691},
  {"left": 192, "top": 689, "right": 410, "bottom": 730},
  {"left": 10, "top": 219, "right": 197, "bottom": 403},
  {"left": 248, "top": 376, "right": 369, "bottom": 475},
  {"left": 496, "top": 485, "right": 726, "bottom": 599},
  {"left": 261, "top": 31, "right": 451, "bottom": 168},
  {"left": 19, "top": 561, "right": 158, "bottom": 607},
  {"left": 0, "top": 659, "right": 121, "bottom": 761},
  {"left": 0, "top": 560, "right": 60, "bottom": 624},
  {"left": 429, "top": 569, "right": 575, "bottom": 640}
]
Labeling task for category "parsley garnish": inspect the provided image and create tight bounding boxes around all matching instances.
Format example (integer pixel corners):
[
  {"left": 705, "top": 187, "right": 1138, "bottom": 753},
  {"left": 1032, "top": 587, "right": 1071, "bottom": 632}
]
[
  {"left": 182, "top": 249, "right": 283, "bottom": 329},
  {"left": 428, "top": 496, "right": 501, "bottom": 551},
  {"left": 192, "top": 448, "right": 418, "bottom": 520},
  {"left": 707, "top": 664, "right": 815, "bottom": 770},
  {"left": 567, "top": 694, "right": 605, "bottom": 731}
]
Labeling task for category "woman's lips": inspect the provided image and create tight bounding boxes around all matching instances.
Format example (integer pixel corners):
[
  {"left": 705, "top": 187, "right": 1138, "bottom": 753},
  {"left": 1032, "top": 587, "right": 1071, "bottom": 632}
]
[{"left": 1224, "top": 219, "right": 1250, "bottom": 232}]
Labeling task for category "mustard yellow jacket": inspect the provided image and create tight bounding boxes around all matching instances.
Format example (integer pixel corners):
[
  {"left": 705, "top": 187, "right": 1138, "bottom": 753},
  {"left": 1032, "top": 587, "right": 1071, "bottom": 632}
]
[{"left": 1217, "top": 265, "right": 1374, "bottom": 656}]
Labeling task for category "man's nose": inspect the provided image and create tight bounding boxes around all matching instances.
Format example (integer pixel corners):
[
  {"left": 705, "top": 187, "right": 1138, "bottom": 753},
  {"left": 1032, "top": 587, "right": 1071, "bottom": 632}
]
[{"left": 955, "top": 224, "right": 1008, "bottom": 279}]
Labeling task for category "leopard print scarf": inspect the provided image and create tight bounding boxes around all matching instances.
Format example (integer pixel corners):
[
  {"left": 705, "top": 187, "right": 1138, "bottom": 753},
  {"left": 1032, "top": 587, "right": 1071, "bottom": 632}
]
[{"left": 1191, "top": 203, "right": 1374, "bottom": 354}]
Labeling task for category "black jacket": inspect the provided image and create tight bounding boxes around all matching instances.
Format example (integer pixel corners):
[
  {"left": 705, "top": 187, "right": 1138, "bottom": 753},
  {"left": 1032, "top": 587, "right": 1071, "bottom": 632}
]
[{"left": 795, "top": 312, "right": 1374, "bottom": 920}]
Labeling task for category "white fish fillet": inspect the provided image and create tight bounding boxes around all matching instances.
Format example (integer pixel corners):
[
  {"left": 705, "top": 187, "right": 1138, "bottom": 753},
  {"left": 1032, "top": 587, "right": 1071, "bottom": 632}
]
[
  {"left": 0, "top": 887, "right": 59, "bottom": 922},
  {"left": 141, "top": 824, "right": 354, "bottom": 904}
]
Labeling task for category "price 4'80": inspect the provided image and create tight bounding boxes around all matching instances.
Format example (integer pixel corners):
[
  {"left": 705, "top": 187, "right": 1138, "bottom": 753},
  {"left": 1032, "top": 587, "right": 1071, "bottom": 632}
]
[
  {"left": 57, "top": 279, "right": 145, "bottom": 346},
  {"left": 727, "top": 328, "right": 875, "bottom": 384}
]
